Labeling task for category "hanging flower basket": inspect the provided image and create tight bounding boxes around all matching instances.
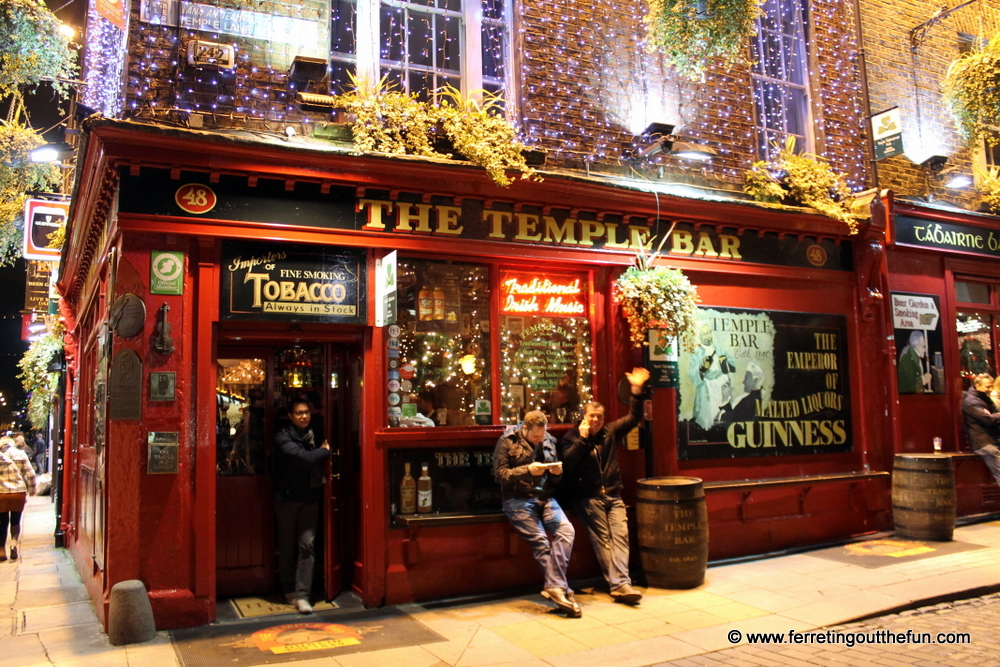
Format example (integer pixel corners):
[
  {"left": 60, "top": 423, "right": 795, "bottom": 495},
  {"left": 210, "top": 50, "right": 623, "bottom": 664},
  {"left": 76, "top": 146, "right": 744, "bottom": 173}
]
[
  {"left": 943, "top": 33, "right": 1000, "bottom": 147},
  {"left": 643, "top": 0, "right": 763, "bottom": 81},
  {"left": 613, "top": 229, "right": 701, "bottom": 348},
  {"left": 743, "top": 136, "right": 860, "bottom": 234}
]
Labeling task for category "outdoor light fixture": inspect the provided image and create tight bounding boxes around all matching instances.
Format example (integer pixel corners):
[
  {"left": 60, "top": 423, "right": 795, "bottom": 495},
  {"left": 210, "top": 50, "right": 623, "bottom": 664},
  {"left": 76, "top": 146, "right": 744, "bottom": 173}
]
[
  {"left": 668, "top": 141, "right": 717, "bottom": 161},
  {"left": 632, "top": 123, "right": 716, "bottom": 161},
  {"left": 943, "top": 171, "right": 973, "bottom": 189},
  {"left": 29, "top": 142, "right": 74, "bottom": 163},
  {"left": 288, "top": 56, "right": 329, "bottom": 92},
  {"left": 920, "top": 154, "right": 948, "bottom": 172}
]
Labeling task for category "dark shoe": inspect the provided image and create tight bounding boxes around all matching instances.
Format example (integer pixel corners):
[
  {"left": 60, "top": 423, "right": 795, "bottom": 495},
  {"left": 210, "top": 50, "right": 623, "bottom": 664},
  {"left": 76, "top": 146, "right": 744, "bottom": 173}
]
[
  {"left": 0, "top": 548, "right": 6, "bottom": 562},
  {"left": 611, "top": 583, "right": 642, "bottom": 605},
  {"left": 542, "top": 587, "right": 582, "bottom": 618},
  {"left": 285, "top": 592, "right": 297, "bottom": 605},
  {"left": 8, "top": 543, "right": 17, "bottom": 561}
]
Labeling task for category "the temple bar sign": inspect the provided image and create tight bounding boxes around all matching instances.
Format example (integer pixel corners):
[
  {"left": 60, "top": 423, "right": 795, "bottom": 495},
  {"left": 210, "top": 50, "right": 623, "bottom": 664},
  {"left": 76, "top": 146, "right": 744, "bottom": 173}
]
[{"left": 221, "top": 242, "right": 366, "bottom": 323}]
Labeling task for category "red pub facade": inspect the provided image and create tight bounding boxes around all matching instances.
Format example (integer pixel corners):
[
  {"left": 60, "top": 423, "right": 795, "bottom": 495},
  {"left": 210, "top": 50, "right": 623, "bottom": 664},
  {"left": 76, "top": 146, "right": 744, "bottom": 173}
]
[
  {"left": 54, "top": 0, "right": 1000, "bottom": 632},
  {"left": 58, "top": 117, "right": 898, "bottom": 628}
]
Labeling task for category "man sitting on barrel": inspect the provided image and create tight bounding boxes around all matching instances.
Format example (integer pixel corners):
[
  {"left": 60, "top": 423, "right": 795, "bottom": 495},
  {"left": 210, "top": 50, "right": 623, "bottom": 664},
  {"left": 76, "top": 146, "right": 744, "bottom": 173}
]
[
  {"left": 560, "top": 367, "right": 648, "bottom": 605},
  {"left": 963, "top": 372, "right": 1000, "bottom": 488}
]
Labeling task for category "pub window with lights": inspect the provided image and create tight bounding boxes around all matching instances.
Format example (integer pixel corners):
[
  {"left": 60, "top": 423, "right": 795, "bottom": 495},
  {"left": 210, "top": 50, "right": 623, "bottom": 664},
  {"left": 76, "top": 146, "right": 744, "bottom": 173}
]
[{"left": 389, "top": 260, "right": 593, "bottom": 427}]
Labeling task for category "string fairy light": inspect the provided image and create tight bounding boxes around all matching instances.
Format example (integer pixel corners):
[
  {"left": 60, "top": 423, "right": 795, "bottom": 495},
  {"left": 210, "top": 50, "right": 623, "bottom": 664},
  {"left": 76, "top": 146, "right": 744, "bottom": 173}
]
[{"left": 99, "top": 0, "right": 867, "bottom": 191}]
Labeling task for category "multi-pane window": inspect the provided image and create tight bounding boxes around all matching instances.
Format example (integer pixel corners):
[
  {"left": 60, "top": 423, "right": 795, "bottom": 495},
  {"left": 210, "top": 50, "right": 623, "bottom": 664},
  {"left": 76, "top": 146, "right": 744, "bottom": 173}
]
[
  {"left": 329, "top": 0, "right": 510, "bottom": 101},
  {"left": 956, "top": 280, "right": 1000, "bottom": 389},
  {"left": 750, "top": 0, "right": 811, "bottom": 158},
  {"left": 391, "top": 260, "right": 594, "bottom": 427}
]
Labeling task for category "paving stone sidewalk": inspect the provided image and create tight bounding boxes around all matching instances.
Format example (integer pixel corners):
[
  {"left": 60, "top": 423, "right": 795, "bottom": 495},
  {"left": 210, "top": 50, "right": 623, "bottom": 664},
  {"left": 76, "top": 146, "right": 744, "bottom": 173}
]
[{"left": 4, "top": 495, "right": 1000, "bottom": 667}]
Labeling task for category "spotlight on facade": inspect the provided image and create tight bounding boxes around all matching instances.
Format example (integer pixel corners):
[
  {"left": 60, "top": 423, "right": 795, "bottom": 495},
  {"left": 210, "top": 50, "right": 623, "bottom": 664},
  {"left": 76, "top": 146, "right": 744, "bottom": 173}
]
[
  {"left": 632, "top": 122, "right": 675, "bottom": 159},
  {"left": 30, "top": 142, "right": 74, "bottom": 163},
  {"left": 938, "top": 167, "right": 973, "bottom": 189},
  {"left": 288, "top": 56, "right": 329, "bottom": 92},
  {"left": 668, "top": 140, "right": 717, "bottom": 161},
  {"left": 920, "top": 154, "right": 948, "bottom": 172}
]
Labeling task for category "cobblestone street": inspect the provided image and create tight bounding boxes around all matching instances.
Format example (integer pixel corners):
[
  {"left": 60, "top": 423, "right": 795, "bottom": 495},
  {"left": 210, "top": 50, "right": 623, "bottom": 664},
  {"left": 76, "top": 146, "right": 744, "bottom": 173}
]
[{"left": 656, "top": 593, "right": 1000, "bottom": 666}]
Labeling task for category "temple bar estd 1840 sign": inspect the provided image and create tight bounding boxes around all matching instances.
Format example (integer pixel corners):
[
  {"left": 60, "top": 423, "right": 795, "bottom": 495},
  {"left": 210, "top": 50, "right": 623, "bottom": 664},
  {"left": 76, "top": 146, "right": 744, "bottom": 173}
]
[
  {"left": 220, "top": 242, "right": 366, "bottom": 323},
  {"left": 677, "top": 307, "right": 851, "bottom": 460}
]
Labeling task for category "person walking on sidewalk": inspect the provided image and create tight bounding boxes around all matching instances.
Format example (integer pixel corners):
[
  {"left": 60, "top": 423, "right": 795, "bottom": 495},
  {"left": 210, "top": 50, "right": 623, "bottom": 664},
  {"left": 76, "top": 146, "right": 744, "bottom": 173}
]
[
  {"left": 560, "top": 367, "right": 649, "bottom": 605},
  {"left": 963, "top": 373, "right": 1000, "bottom": 488},
  {"left": 0, "top": 435, "right": 37, "bottom": 561},
  {"left": 272, "top": 400, "right": 331, "bottom": 614},
  {"left": 494, "top": 410, "right": 581, "bottom": 618}
]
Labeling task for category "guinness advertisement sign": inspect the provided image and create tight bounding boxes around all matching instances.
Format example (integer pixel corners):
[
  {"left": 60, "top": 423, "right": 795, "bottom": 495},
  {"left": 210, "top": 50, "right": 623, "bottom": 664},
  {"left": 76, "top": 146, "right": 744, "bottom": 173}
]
[
  {"left": 221, "top": 241, "right": 366, "bottom": 323},
  {"left": 677, "top": 306, "right": 851, "bottom": 460}
]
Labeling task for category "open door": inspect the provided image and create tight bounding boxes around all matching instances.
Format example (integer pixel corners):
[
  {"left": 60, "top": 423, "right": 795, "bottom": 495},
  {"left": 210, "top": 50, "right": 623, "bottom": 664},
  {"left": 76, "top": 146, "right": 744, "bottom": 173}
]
[{"left": 216, "top": 342, "right": 356, "bottom": 602}]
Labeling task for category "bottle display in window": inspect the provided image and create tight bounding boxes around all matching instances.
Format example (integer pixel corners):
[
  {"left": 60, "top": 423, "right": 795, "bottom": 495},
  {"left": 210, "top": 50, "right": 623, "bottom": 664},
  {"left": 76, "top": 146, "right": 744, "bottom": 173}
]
[
  {"left": 394, "top": 259, "right": 491, "bottom": 427},
  {"left": 418, "top": 463, "right": 433, "bottom": 513},
  {"left": 400, "top": 462, "right": 417, "bottom": 514}
]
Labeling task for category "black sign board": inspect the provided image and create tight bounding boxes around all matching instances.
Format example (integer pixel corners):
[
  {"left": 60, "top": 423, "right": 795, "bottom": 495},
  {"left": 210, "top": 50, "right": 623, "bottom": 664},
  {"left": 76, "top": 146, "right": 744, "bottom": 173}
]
[
  {"left": 24, "top": 260, "right": 52, "bottom": 312},
  {"left": 119, "top": 167, "right": 851, "bottom": 272},
  {"left": 894, "top": 215, "right": 1000, "bottom": 258},
  {"left": 221, "top": 241, "right": 366, "bottom": 323},
  {"left": 677, "top": 307, "right": 851, "bottom": 460}
]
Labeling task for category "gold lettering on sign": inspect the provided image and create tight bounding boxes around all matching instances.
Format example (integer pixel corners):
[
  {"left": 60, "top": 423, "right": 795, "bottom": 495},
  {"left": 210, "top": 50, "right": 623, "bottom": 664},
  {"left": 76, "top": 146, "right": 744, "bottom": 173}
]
[{"left": 352, "top": 196, "right": 744, "bottom": 258}]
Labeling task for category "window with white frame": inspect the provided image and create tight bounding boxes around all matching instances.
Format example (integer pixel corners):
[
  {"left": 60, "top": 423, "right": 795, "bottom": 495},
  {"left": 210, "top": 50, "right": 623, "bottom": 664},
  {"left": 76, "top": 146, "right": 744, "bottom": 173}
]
[
  {"left": 329, "top": 0, "right": 510, "bottom": 102},
  {"left": 750, "top": 0, "right": 811, "bottom": 159}
]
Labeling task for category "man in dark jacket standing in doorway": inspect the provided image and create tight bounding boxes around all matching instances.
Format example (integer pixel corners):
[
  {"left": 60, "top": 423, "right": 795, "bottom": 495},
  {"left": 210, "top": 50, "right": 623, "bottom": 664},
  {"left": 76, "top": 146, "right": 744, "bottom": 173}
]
[
  {"left": 963, "top": 373, "right": 1000, "bottom": 487},
  {"left": 273, "top": 400, "right": 331, "bottom": 613},
  {"left": 561, "top": 367, "right": 649, "bottom": 604}
]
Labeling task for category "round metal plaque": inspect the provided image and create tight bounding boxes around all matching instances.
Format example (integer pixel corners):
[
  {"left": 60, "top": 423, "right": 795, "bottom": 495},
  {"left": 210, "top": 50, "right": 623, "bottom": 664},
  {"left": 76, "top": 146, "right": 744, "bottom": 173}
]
[{"left": 111, "top": 293, "right": 146, "bottom": 338}]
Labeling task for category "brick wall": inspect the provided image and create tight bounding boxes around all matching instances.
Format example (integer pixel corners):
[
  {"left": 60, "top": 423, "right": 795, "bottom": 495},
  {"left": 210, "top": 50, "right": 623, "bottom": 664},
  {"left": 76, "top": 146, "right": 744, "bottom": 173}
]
[
  {"left": 859, "top": 0, "right": 1000, "bottom": 209},
  {"left": 117, "top": 0, "right": 870, "bottom": 193}
]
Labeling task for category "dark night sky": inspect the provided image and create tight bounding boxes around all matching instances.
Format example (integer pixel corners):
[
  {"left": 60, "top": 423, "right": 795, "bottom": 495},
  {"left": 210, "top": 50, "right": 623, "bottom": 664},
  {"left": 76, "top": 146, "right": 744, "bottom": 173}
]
[
  {"left": 0, "top": 1, "right": 87, "bottom": 422},
  {"left": 0, "top": 261, "right": 30, "bottom": 413}
]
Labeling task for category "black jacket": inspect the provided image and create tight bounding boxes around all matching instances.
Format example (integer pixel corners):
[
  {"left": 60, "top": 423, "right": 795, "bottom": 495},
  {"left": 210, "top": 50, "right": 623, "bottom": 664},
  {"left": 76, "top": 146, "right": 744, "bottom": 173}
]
[
  {"left": 493, "top": 428, "right": 562, "bottom": 500},
  {"left": 560, "top": 393, "right": 643, "bottom": 498},
  {"left": 962, "top": 385, "right": 1000, "bottom": 451},
  {"left": 272, "top": 423, "right": 331, "bottom": 502}
]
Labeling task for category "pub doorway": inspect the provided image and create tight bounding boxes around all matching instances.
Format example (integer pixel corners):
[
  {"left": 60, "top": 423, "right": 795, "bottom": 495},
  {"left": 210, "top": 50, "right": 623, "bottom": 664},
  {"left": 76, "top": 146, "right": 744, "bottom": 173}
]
[{"left": 214, "top": 341, "right": 360, "bottom": 605}]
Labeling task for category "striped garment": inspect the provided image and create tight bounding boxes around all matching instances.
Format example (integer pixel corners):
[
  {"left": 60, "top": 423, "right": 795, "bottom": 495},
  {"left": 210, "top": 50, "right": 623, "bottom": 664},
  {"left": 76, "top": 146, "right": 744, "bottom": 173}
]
[{"left": 0, "top": 442, "right": 36, "bottom": 496}]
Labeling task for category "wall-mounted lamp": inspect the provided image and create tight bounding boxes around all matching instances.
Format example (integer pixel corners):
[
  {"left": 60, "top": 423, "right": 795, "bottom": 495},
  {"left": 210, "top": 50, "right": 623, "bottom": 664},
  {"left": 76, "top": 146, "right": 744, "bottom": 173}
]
[
  {"left": 632, "top": 122, "right": 716, "bottom": 162},
  {"left": 668, "top": 141, "right": 717, "bottom": 161},
  {"left": 29, "top": 142, "right": 74, "bottom": 163},
  {"left": 920, "top": 154, "right": 948, "bottom": 172},
  {"left": 939, "top": 166, "right": 973, "bottom": 189}
]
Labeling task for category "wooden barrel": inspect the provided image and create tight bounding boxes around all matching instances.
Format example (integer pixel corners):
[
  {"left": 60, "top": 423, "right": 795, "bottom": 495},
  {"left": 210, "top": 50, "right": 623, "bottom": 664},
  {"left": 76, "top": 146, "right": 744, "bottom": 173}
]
[
  {"left": 891, "top": 454, "right": 956, "bottom": 541},
  {"left": 636, "top": 477, "right": 708, "bottom": 589}
]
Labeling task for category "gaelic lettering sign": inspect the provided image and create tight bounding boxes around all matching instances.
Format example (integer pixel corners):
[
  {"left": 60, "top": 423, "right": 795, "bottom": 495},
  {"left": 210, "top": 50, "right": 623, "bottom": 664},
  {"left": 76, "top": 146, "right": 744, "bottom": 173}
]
[
  {"left": 894, "top": 215, "right": 1000, "bottom": 259},
  {"left": 221, "top": 242, "right": 366, "bottom": 323}
]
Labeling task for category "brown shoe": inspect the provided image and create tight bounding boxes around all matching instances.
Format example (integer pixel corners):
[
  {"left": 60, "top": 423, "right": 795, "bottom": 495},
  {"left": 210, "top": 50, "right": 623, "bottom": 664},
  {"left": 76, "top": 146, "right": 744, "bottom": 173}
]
[
  {"left": 0, "top": 548, "right": 6, "bottom": 562},
  {"left": 542, "top": 587, "right": 582, "bottom": 618},
  {"left": 611, "top": 583, "right": 642, "bottom": 605}
]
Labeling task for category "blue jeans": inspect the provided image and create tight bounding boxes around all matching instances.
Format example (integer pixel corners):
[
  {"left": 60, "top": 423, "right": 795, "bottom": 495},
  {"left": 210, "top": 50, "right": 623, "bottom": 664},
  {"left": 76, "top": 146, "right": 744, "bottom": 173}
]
[
  {"left": 975, "top": 444, "right": 1000, "bottom": 487},
  {"left": 576, "top": 496, "right": 631, "bottom": 591},
  {"left": 503, "top": 497, "right": 575, "bottom": 591}
]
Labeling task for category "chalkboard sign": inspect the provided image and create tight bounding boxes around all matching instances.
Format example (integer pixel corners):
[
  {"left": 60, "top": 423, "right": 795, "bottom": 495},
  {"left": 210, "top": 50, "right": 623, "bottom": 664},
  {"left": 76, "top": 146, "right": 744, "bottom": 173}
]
[{"left": 501, "top": 316, "right": 591, "bottom": 420}]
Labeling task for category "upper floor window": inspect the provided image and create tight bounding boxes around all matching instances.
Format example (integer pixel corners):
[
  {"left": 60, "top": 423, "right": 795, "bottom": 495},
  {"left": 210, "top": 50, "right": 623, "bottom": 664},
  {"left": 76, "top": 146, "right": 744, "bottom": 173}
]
[
  {"left": 330, "top": 0, "right": 510, "bottom": 102},
  {"left": 750, "top": 0, "right": 811, "bottom": 158}
]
